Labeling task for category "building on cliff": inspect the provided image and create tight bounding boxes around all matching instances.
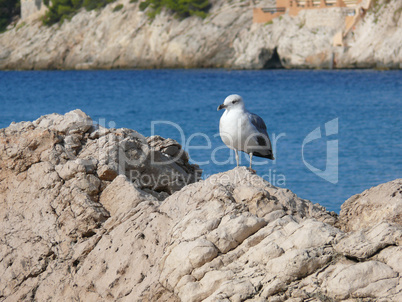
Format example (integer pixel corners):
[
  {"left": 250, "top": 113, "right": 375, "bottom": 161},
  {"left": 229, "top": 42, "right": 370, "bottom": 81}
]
[
  {"left": 253, "top": 0, "right": 364, "bottom": 23},
  {"left": 21, "top": 0, "right": 47, "bottom": 20},
  {"left": 253, "top": 0, "right": 373, "bottom": 47}
]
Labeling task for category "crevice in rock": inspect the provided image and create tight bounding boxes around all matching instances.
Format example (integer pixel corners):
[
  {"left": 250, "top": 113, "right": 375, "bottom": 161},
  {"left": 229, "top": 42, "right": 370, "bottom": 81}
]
[
  {"left": 344, "top": 254, "right": 361, "bottom": 262},
  {"left": 16, "top": 251, "right": 54, "bottom": 288},
  {"left": 72, "top": 259, "right": 80, "bottom": 267},
  {"left": 263, "top": 47, "right": 283, "bottom": 69},
  {"left": 153, "top": 186, "right": 170, "bottom": 196},
  {"left": 82, "top": 229, "right": 96, "bottom": 238},
  {"left": 369, "top": 243, "right": 398, "bottom": 260}
]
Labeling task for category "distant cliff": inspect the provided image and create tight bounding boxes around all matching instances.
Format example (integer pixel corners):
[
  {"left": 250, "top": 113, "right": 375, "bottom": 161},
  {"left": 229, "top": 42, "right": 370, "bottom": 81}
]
[{"left": 0, "top": 0, "right": 401, "bottom": 69}]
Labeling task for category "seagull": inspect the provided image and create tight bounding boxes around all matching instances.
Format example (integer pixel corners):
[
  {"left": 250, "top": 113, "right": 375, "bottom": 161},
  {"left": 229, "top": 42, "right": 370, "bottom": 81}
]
[{"left": 217, "top": 94, "right": 274, "bottom": 172}]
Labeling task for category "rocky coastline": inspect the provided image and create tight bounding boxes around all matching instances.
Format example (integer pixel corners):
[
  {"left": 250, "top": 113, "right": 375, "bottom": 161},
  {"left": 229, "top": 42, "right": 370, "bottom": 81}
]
[
  {"left": 0, "top": 110, "right": 401, "bottom": 301},
  {"left": 0, "top": 0, "right": 401, "bottom": 70}
]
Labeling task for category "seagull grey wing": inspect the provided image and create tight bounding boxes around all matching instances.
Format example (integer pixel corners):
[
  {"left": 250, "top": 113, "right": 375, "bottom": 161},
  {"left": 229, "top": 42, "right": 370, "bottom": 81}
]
[
  {"left": 248, "top": 112, "right": 268, "bottom": 135},
  {"left": 248, "top": 112, "right": 275, "bottom": 160}
]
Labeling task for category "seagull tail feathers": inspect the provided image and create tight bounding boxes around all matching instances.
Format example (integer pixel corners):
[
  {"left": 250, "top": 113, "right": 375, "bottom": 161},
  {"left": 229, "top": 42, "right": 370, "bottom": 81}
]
[{"left": 253, "top": 151, "right": 275, "bottom": 160}]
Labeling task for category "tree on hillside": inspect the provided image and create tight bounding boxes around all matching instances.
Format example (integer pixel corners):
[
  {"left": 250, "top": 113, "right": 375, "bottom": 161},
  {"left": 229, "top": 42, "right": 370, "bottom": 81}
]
[
  {"left": 140, "top": 0, "right": 211, "bottom": 19},
  {"left": 42, "top": 0, "right": 83, "bottom": 25},
  {"left": 41, "top": 0, "right": 210, "bottom": 26},
  {"left": 0, "top": 0, "right": 20, "bottom": 32},
  {"left": 42, "top": 0, "right": 115, "bottom": 26}
]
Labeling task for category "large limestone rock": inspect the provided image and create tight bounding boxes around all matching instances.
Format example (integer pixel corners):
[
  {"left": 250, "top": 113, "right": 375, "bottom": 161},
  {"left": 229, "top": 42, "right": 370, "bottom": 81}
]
[
  {"left": 0, "top": 0, "right": 400, "bottom": 69},
  {"left": 338, "top": 179, "right": 402, "bottom": 232},
  {"left": 0, "top": 109, "right": 199, "bottom": 300},
  {"left": 1, "top": 110, "right": 402, "bottom": 301}
]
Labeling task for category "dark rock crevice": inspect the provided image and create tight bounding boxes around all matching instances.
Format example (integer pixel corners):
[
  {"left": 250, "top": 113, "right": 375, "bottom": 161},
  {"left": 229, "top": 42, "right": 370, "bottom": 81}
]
[{"left": 262, "top": 47, "right": 283, "bottom": 69}]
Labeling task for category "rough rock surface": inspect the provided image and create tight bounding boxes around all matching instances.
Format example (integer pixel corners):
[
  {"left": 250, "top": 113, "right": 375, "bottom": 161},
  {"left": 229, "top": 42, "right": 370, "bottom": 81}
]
[
  {"left": 0, "top": 109, "right": 199, "bottom": 301},
  {"left": 0, "top": 0, "right": 400, "bottom": 70},
  {"left": 1, "top": 111, "right": 402, "bottom": 301},
  {"left": 338, "top": 178, "right": 402, "bottom": 232}
]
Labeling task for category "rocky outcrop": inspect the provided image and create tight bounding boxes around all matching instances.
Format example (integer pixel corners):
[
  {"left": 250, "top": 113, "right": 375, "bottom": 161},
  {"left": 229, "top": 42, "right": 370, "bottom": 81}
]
[
  {"left": 1, "top": 111, "right": 402, "bottom": 301},
  {"left": 338, "top": 178, "right": 402, "bottom": 232},
  {"left": 0, "top": 0, "right": 400, "bottom": 70},
  {"left": 0, "top": 109, "right": 199, "bottom": 300}
]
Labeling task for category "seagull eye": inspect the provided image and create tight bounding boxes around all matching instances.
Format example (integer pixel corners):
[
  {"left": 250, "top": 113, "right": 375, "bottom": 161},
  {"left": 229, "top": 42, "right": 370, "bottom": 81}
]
[{"left": 232, "top": 100, "right": 238, "bottom": 104}]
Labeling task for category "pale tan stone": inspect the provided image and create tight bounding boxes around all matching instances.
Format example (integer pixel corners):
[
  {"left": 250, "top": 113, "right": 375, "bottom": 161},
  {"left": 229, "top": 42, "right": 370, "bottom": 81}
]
[
  {"left": 1, "top": 0, "right": 400, "bottom": 70},
  {"left": 324, "top": 261, "right": 397, "bottom": 299},
  {"left": 1, "top": 110, "right": 402, "bottom": 301},
  {"left": 339, "top": 178, "right": 402, "bottom": 232}
]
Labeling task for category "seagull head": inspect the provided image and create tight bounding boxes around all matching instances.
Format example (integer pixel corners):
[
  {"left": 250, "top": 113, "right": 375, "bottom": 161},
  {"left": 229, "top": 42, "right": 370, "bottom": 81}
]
[{"left": 217, "top": 94, "right": 245, "bottom": 111}]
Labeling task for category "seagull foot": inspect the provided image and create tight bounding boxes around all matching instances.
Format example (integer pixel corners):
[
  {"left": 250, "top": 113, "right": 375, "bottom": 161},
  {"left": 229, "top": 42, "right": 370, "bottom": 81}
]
[{"left": 248, "top": 168, "right": 256, "bottom": 174}]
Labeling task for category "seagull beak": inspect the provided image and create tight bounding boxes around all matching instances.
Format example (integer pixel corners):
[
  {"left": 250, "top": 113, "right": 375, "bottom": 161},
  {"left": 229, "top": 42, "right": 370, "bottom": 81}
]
[{"left": 217, "top": 104, "right": 226, "bottom": 111}]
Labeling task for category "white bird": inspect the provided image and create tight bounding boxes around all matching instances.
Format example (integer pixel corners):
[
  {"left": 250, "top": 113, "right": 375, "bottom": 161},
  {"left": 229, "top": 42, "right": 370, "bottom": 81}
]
[{"left": 217, "top": 94, "right": 274, "bottom": 171}]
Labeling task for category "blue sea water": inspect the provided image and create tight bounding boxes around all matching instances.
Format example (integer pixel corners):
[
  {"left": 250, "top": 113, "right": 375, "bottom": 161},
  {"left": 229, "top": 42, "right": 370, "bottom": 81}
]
[{"left": 0, "top": 69, "right": 401, "bottom": 213}]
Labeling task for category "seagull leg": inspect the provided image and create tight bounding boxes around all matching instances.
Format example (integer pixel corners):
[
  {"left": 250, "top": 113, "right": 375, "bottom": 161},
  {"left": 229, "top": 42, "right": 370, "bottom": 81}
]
[
  {"left": 249, "top": 153, "right": 256, "bottom": 173},
  {"left": 235, "top": 150, "right": 239, "bottom": 167}
]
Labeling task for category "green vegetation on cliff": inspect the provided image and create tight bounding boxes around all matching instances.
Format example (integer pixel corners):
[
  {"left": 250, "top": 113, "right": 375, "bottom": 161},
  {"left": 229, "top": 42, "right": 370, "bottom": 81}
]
[
  {"left": 42, "top": 0, "right": 116, "bottom": 25},
  {"left": 42, "top": 0, "right": 210, "bottom": 26},
  {"left": 0, "top": 0, "right": 20, "bottom": 32},
  {"left": 139, "top": 0, "right": 210, "bottom": 19}
]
